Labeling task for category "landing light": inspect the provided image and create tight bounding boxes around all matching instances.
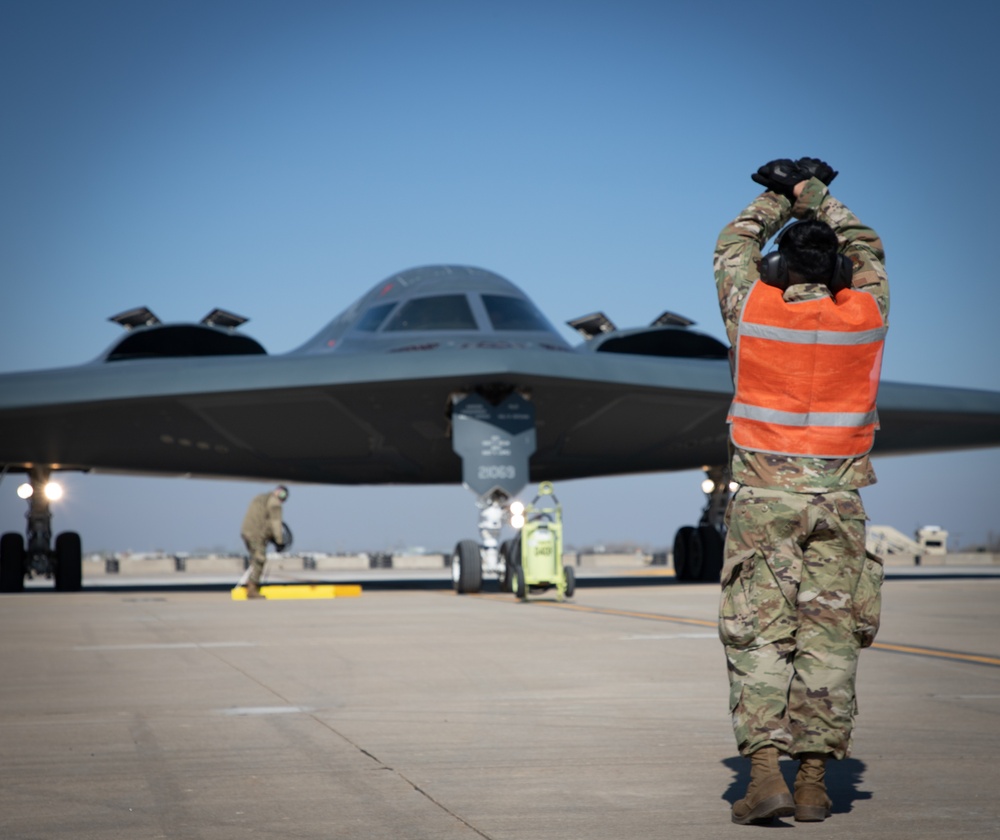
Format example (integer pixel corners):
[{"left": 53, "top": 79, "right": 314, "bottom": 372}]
[
  {"left": 15, "top": 481, "right": 63, "bottom": 501},
  {"left": 701, "top": 478, "right": 741, "bottom": 494},
  {"left": 509, "top": 500, "right": 526, "bottom": 530}
]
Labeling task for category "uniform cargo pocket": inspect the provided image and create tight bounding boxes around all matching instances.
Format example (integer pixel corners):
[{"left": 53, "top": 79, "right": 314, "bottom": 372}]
[
  {"left": 718, "top": 550, "right": 758, "bottom": 647},
  {"left": 853, "top": 550, "right": 884, "bottom": 648}
]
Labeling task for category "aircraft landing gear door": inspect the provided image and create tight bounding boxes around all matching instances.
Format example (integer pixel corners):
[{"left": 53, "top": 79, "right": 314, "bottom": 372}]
[{"left": 450, "top": 392, "right": 536, "bottom": 594}]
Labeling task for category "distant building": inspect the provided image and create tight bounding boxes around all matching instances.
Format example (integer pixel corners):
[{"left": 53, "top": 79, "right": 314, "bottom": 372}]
[
  {"left": 917, "top": 526, "right": 948, "bottom": 554},
  {"left": 867, "top": 524, "right": 949, "bottom": 557}
]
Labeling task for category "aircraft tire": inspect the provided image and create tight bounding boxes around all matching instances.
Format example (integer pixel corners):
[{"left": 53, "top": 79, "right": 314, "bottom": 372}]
[
  {"left": 54, "top": 531, "right": 83, "bottom": 592},
  {"left": 686, "top": 528, "right": 704, "bottom": 581},
  {"left": 697, "top": 525, "right": 724, "bottom": 583},
  {"left": 672, "top": 526, "right": 695, "bottom": 582},
  {"left": 0, "top": 532, "right": 26, "bottom": 593},
  {"left": 452, "top": 539, "right": 482, "bottom": 594}
]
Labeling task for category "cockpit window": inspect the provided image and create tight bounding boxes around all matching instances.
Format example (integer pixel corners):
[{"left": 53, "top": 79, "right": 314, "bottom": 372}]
[
  {"left": 353, "top": 302, "right": 396, "bottom": 332},
  {"left": 382, "top": 295, "right": 477, "bottom": 332},
  {"left": 482, "top": 294, "right": 553, "bottom": 331}
]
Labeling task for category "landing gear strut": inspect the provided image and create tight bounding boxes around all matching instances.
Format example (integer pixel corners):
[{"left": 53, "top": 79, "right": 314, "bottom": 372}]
[
  {"left": 672, "top": 465, "right": 730, "bottom": 583},
  {"left": 452, "top": 490, "right": 509, "bottom": 594},
  {"left": 0, "top": 467, "right": 82, "bottom": 592}
]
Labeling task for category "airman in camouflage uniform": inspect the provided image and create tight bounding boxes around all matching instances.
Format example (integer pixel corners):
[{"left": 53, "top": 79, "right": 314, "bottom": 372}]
[
  {"left": 715, "top": 159, "right": 888, "bottom": 824},
  {"left": 241, "top": 485, "right": 288, "bottom": 598}
]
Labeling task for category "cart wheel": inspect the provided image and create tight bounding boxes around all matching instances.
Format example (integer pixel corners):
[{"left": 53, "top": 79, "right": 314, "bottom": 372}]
[
  {"left": 563, "top": 565, "right": 576, "bottom": 599},
  {"left": 498, "top": 539, "right": 513, "bottom": 592},
  {"left": 511, "top": 563, "right": 526, "bottom": 600},
  {"left": 509, "top": 541, "right": 526, "bottom": 599}
]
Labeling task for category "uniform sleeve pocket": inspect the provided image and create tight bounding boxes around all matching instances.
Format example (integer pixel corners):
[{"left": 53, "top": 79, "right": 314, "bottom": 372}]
[
  {"left": 835, "top": 495, "right": 867, "bottom": 521},
  {"left": 852, "top": 550, "right": 884, "bottom": 648},
  {"left": 719, "top": 549, "right": 758, "bottom": 648}
]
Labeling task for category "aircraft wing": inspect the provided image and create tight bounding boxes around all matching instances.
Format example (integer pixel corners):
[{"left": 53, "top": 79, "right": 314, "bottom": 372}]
[
  {"left": 2, "top": 346, "right": 999, "bottom": 486},
  {"left": 0, "top": 349, "right": 734, "bottom": 484},
  {"left": 2, "top": 263, "right": 999, "bottom": 489}
]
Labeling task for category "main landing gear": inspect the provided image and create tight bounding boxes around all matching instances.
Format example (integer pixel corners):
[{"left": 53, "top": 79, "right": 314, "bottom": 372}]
[
  {"left": 0, "top": 467, "right": 82, "bottom": 592},
  {"left": 671, "top": 466, "right": 732, "bottom": 583}
]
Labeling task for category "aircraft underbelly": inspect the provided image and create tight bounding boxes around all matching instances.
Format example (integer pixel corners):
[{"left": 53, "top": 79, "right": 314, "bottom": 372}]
[
  {"left": 190, "top": 393, "right": 373, "bottom": 458},
  {"left": 1, "top": 357, "right": 999, "bottom": 486}
]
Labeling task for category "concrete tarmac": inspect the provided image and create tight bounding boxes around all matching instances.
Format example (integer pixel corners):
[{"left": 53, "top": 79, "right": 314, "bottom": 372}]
[{"left": 2, "top": 573, "right": 999, "bottom": 839}]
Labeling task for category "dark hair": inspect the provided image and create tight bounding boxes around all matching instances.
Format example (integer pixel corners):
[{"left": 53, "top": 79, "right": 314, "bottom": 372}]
[{"left": 779, "top": 220, "right": 839, "bottom": 283}]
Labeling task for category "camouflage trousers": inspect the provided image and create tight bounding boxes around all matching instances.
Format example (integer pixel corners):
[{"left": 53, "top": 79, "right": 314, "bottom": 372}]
[
  {"left": 243, "top": 536, "right": 268, "bottom": 586},
  {"left": 718, "top": 486, "right": 883, "bottom": 760}
]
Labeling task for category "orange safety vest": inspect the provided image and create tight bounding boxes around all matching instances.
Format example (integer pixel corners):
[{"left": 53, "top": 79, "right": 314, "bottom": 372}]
[{"left": 728, "top": 281, "right": 887, "bottom": 458}]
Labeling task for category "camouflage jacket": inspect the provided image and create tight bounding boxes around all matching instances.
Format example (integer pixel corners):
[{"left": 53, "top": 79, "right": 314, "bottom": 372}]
[
  {"left": 241, "top": 492, "right": 284, "bottom": 543},
  {"left": 714, "top": 177, "right": 890, "bottom": 492}
]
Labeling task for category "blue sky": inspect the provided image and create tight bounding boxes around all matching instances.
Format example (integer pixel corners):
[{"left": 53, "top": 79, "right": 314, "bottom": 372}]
[{"left": 2, "top": 0, "right": 998, "bottom": 555}]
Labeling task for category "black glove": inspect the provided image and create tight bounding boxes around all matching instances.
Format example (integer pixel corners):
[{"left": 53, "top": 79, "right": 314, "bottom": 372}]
[
  {"left": 797, "top": 157, "right": 838, "bottom": 185},
  {"left": 750, "top": 159, "right": 805, "bottom": 200}
]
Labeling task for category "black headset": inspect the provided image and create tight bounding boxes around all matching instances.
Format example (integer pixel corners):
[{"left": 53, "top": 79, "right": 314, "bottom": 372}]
[{"left": 759, "top": 221, "right": 853, "bottom": 292}]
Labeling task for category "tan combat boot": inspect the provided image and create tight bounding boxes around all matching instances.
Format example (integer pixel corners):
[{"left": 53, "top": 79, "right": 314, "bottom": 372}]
[
  {"left": 731, "top": 746, "right": 795, "bottom": 825},
  {"left": 794, "top": 753, "right": 832, "bottom": 821},
  {"left": 245, "top": 580, "right": 265, "bottom": 599}
]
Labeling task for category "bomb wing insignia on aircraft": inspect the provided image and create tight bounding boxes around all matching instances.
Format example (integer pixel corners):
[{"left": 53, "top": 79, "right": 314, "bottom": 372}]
[{"left": 2, "top": 264, "right": 1000, "bottom": 592}]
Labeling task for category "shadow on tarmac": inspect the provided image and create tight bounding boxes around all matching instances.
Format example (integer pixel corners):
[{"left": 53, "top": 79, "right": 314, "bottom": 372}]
[
  {"left": 44, "top": 573, "right": 688, "bottom": 595},
  {"left": 722, "top": 755, "right": 872, "bottom": 815}
]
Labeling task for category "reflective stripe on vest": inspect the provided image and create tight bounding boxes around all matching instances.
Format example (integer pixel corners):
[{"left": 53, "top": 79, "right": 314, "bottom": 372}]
[{"left": 728, "top": 281, "right": 887, "bottom": 458}]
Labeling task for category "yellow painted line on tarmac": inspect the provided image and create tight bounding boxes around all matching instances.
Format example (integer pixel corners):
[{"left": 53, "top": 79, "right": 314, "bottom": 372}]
[
  {"left": 231, "top": 584, "right": 362, "bottom": 601},
  {"left": 530, "top": 601, "right": 1000, "bottom": 667},
  {"left": 544, "top": 600, "right": 717, "bottom": 629},
  {"left": 867, "top": 642, "right": 1000, "bottom": 668}
]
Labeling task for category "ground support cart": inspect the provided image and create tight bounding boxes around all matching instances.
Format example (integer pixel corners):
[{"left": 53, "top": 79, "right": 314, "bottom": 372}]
[{"left": 507, "top": 482, "right": 575, "bottom": 601}]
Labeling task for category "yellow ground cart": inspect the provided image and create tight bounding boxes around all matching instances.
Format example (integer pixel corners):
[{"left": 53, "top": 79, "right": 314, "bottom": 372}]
[{"left": 506, "top": 482, "right": 575, "bottom": 601}]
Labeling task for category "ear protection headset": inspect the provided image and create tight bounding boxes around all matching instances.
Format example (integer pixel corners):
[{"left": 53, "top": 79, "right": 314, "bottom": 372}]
[{"left": 759, "top": 221, "right": 853, "bottom": 292}]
